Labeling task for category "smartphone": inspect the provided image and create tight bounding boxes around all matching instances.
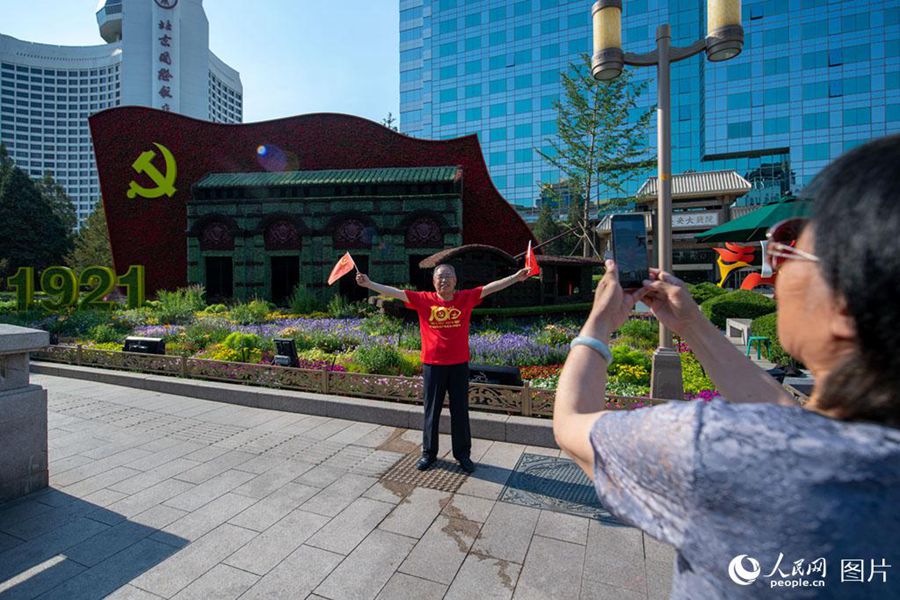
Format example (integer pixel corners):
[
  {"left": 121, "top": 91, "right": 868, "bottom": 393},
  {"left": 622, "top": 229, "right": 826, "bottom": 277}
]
[{"left": 610, "top": 213, "right": 650, "bottom": 289}]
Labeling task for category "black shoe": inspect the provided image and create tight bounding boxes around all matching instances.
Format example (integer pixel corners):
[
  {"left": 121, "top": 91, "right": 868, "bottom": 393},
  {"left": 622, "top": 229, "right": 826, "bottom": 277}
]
[
  {"left": 457, "top": 457, "right": 476, "bottom": 473},
  {"left": 416, "top": 455, "right": 435, "bottom": 471}
]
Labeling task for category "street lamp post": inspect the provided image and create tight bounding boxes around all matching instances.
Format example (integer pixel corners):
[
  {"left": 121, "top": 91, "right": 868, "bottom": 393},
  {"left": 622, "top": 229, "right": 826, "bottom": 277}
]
[{"left": 591, "top": 0, "right": 744, "bottom": 400}]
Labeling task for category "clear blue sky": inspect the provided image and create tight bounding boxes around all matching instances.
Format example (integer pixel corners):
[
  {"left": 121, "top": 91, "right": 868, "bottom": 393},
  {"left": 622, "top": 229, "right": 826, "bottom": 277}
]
[{"left": 0, "top": 0, "right": 400, "bottom": 124}]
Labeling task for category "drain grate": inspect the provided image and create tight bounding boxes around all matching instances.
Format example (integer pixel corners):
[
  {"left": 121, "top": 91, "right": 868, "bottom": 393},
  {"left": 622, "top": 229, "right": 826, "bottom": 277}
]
[
  {"left": 380, "top": 451, "right": 469, "bottom": 493},
  {"left": 499, "top": 453, "right": 619, "bottom": 522}
]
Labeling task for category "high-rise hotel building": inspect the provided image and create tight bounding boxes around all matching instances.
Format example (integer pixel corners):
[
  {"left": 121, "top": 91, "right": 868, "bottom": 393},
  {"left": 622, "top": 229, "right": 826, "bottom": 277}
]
[
  {"left": 399, "top": 0, "right": 900, "bottom": 208},
  {"left": 0, "top": 0, "right": 242, "bottom": 225}
]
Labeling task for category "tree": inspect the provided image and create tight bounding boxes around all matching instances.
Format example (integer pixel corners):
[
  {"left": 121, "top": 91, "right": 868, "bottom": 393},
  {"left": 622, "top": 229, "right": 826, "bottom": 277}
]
[
  {"left": 537, "top": 54, "right": 655, "bottom": 257},
  {"left": 0, "top": 161, "right": 72, "bottom": 278},
  {"left": 66, "top": 201, "right": 113, "bottom": 272},
  {"left": 36, "top": 171, "right": 77, "bottom": 238},
  {"left": 532, "top": 201, "right": 564, "bottom": 255},
  {"left": 381, "top": 112, "right": 399, "bottom": 131}
]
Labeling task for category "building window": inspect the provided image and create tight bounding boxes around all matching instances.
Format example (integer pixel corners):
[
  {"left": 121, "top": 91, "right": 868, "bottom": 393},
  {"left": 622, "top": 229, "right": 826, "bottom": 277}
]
[{"left": 727, "top": 121, "right": 752, "bottom": 138}]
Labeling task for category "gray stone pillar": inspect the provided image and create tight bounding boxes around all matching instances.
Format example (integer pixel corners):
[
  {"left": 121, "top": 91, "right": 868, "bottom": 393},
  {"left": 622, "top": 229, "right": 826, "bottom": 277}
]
[{"left": 0, "top": 325, "right": 49, "bottom": 501}]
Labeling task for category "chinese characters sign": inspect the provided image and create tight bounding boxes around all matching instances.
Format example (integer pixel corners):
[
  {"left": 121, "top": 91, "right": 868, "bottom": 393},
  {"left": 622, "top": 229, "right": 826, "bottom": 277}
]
[
  {"left": 672, "top": 211, "right": 720, "bottom": 230},
  {"left": 153, "top": 2, "right": 179, "bottom": 112}
]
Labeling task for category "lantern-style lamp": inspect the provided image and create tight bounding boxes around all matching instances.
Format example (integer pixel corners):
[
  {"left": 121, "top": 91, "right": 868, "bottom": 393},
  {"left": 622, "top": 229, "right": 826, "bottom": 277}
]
[
  {"left": 706, "top": 0, "right": 744, "bottom": 61},
  {"left": 591, "top": 0, "right": 623, "bottom": 81}
]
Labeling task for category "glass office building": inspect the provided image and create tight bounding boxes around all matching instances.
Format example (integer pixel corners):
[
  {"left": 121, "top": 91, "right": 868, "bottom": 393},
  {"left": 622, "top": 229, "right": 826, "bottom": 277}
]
[{"left": 399, "top": 0, "right": 900, "bottom": 208}]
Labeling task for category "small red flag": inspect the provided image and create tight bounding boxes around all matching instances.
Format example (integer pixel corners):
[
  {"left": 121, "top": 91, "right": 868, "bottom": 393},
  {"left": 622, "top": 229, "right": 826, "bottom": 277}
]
[
  {"left": 525, "top": 241, "right": 541, "bottom": 276},
  {"left": 327, "top": 252, "right": 357, "bottom": 285}
]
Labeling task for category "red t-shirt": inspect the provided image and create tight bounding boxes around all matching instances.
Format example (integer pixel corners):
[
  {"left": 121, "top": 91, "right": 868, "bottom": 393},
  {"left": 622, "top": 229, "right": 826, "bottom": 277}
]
[{"left": 404, "top": 287, "right": 484, "bottom": 365}]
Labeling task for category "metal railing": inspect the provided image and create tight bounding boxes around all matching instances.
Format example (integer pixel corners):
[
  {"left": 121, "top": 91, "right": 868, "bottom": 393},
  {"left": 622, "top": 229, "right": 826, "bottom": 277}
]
[{"left": 32, "top": 345, "right": 665, "bottom": 418}]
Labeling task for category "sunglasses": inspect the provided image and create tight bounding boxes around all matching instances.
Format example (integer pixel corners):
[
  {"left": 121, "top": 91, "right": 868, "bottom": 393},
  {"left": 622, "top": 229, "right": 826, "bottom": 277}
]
[{"left": 765, "top": 218, "right": 819, "bottom": 272}]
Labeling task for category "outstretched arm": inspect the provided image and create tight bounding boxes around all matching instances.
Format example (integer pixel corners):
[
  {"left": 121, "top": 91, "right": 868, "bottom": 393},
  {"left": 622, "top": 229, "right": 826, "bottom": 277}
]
[
  {"left": 480, "top": 268, "right": 531, "bottom": 299},
  {"left": 641, "top": 269, "right": 797, "bottom": 406},
  {"left": 355, "top": 273, "right": 409, "bottom": 302}
]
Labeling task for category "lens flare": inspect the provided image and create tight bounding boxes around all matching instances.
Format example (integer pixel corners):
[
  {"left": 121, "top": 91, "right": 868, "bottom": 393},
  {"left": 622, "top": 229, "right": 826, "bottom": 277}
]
[{"left": 256, "top": 143, "right": 288, "bottom": 172}]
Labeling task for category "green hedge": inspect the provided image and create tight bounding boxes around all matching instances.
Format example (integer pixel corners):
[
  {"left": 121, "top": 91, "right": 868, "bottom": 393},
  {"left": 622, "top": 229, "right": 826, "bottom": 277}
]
[
  {"left": 700, "top": 290, "right": 776, "bottom": 329},
  {"left": 749, "top": 312, "right": 798, "bottom": 367},
  {"left": 473, "top": 303, "right": 593, "bottom": 318},
  {"left": 687, "top": 282, "right": 729, "bottom": 305}
]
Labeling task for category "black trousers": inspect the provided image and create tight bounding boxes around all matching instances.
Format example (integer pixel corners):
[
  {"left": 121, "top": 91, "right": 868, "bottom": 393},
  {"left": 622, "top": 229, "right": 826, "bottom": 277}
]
[{"left": 422, "top": 362, "right": 471, "bottom": 461}]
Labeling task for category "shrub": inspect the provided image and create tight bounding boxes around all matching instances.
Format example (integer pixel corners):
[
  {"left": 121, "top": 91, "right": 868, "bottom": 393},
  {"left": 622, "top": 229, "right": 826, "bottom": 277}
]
[
  {"left": 87, "top": 323, "right": 127, "bottom": 344},
  {"left": 687, "top": 282, "right": 728, "bottom": 305},
  {"left": 750, "top": 312, "right": 800, "bottom": 368},
  {"left": 155, "top": 285, "right": 206, "bottom": 325},
  {"left": 699, "top": 290, "right": 776, "bottom": 329},
  {"left": 609, "top": 363, "right": 650, "bottom": 386},
  {"left": 47, "top": 310, "right": 112, "bottom": 338},
  {"left": 221, "top": 331, "right": 266, "bottom": 362},
  {"left": 326, "top": 295, "right": 356, "bottom": 318},
  {"left": 615, "top": 319, "right": 658, "bottom": 351},
  {"left": 473, "top": 303, "right": 593, "bottom": 318},
  {"left": 203, "top": 303, "right": 228, "bottom": 314},
  {"left": 288, "top": 284, "right": 322, "bottom": 315},
  {"left": 534, "top": 324, "right": 576, "bottom": 347},
  {"left": 180, "top": 318, "right": 231, "bottom": 353},
  {"left": 353, "top": 344, "right": 405, "bottom": 375},
  {"left": 229, "top": 299, "right": 272, "bottom": 325},
  {"left": 609, "top": 344, "right": 652, "bottom": 372},
  {"left": 606, "top": 381, "right": 650, "bottom": 397},
  {"left": 682, "top": 352, "right": 715, "bottom": 395},
  {"left": 361, "top": 313, "right": 403, "bottom": 337}
]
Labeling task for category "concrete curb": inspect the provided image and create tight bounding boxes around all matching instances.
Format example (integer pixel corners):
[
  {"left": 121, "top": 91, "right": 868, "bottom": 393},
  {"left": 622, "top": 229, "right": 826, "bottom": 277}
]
[{"left": 31, "top": 361, "right": 556, "bottom": 448}]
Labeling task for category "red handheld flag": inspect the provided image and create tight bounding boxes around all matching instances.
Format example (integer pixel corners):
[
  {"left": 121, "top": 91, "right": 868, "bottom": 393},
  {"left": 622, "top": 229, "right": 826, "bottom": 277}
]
[
  {"left": 525, "top": 241, "right": 541, "bottom": 276},
  {"left": 328, "top": 252, "right": 357, "bottom": 285}
]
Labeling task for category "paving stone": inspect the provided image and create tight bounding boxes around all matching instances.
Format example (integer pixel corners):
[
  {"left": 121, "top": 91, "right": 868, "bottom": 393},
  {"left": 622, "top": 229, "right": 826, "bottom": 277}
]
[
  {"left": 61, "top": 465, "right": 142, "bottom": 498},
  {"left": 0, "top": 530, "right": 23, "bottom": 553},
  {"left": 294, "top": 464, "right": 346, "bottom": 488},
  {"left": 0, "top": 500, "right": 103, "bottom": 542},
  {"left": 170, "top": 563, "right": 259, "bottom": 600},
  {"left": 225, "top": 509, "right": 330, "bottom": 575},
  {"left": 232, "top": 459, "right": 315, "bottom": 499},
  {"left": 173, "top": 450, "right": 257, "bottom": 484},
  {"left": 301, "top": 474, "right": 378, "bottom": 517},
  {"left": 643, "top": 532, "right": 677, "bottom": 563},
  {"left": 440, "top": 493, "right": 495, "bottom": 523},
  {"left": 375, "top": 572, "right": 448, "bottom": 600},
  {"left": 163, "top": 469, "right": 256, "bottom": 512},
  {"left": 361, "top": 480, "right": 412, "bottom": 505},
  {"left": 130, "top": 523, "right": 257, "bottom": 598},
  {"left": 106, "top": 478, "right": 195, "bottom": 519},
  {"left": 513, "top": 535, "right": 585, "bottom": 600},
  {"left": 314, "top": 529, "right": 416, "bottom": 600},
  {"left": 579, "top": 579, "right": 647, "bottom": 600},
  {"left": 444, "top": 553, "right": 522, "bottom": 600},
  {"left": 130, "top": 504, "right": 188, "bottom": 530},
  {"left": 646, "top": 558, "right": 675, "bottom": 600},
  {"left": 583, "top": 520, "right": 647, "bottom": 594},
  {"left": 399, "top": 515, "right": 480, "bottom": 585},
  {"left": 534, "top": 510, "right": 590, "bottom": 545},
  {"left": 326, "top": 422, "right": 379, "bottom": 445},
  {"left": 353, "top": 425, "right": 396, "bottom": 449},
  {"left": 0, "top": 517, "right": 109, "bottom": 581},
  {"left": 79, "top": 487, "right": 128, "bottom": 508},
  {"left": 50, "top": 448, "right": 154, "bottom": 488},
  {"left": 304, "top": 418, "right": 355, "bottom": 440},
  {"left": 227, "top": 453, "right": 290, "bottom": 475},
  {"left": 110, "top": 458, "right": 202, "bottom": 495},
  {"left": 307, "top": 497, "right": 394, "bottom": 555},
  {"left": 104, "top": 583, "right": 165, "bottom": 599},
  {"left": 239, "top": 544, "right": 343, "bottom": 600},
  {"left": 20, "top": 537, "right": 178, "bottom": 600},
  {"left": 0, "top": 553, "right": 86, "bottom": 600},
  {"left": 65, "top": 520, "right": 158, "bottom": 567},
  {"left": 154, "top": 492, "right": 258, "bottom": 541},
  {"left": 472, "top": 502, "right": 540, "bottom": 564},
  {"left": 379, "top": 487, "right": 450, "bottom": 539},
  {"left": 228, "top": 481, "right": 319, "bottom": 532}
]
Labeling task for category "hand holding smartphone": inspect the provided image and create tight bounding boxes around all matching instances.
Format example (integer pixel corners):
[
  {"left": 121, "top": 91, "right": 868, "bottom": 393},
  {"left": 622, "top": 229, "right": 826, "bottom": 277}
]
[{"left": 610, "top": 214, "right": 650, "bottom": 290}]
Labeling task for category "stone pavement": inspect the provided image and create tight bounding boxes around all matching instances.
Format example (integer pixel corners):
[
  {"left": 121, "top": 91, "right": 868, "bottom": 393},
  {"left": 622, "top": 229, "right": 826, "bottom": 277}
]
[{"left": 0, "top": 374, "right": 675, "bottom": 600}]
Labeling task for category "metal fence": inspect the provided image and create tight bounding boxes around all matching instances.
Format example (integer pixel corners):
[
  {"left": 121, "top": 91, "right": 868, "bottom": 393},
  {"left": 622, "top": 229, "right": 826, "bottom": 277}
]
[{"left": 32, "top": 345, "right": 665, "bottom": 418}]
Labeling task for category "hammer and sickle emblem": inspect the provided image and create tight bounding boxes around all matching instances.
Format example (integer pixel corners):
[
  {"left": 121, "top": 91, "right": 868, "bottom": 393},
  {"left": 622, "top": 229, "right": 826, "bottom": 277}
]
[{"left": 127, "top": 142, "right": 178, "bottom": 199}]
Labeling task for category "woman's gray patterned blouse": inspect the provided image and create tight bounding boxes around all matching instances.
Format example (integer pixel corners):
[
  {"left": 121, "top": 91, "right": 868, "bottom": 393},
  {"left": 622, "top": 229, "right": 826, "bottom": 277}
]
[{"left": 590, "top": 399, "right": 900, "bottom": 599}]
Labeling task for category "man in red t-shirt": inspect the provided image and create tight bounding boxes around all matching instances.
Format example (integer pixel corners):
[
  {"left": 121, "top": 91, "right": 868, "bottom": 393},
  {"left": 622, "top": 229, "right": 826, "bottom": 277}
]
[{"left": 356, "top": 264, "right": 530, "bottom": 472}]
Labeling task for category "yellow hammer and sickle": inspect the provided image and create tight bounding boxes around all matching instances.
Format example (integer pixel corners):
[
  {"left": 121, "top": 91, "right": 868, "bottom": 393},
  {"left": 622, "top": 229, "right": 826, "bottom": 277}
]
[{"left": 127, "top": 142, "right": 178, "bottom": 199}]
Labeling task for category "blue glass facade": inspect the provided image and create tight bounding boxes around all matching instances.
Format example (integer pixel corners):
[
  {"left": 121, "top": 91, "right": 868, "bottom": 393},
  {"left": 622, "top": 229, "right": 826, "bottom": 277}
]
[{"left": 399, "top": 0, "right": 900, "bottom": 208}]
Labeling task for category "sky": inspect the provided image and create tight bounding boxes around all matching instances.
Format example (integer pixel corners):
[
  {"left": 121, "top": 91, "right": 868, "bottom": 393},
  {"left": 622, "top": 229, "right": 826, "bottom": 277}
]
[{"left": 0, "top": 0, "right": 400, "bottom": 125}]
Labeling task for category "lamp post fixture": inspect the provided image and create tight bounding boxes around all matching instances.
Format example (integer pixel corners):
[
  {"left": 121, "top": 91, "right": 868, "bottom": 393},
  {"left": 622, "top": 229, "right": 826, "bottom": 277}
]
[{"left": 591, "top": 0, "right": 744, "bottom": 400}]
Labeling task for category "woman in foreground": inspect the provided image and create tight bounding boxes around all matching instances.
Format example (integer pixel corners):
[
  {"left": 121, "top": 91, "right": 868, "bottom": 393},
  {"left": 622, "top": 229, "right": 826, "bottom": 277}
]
[{"left": 553, "top": 135, "right": 900, "bottom": 599}]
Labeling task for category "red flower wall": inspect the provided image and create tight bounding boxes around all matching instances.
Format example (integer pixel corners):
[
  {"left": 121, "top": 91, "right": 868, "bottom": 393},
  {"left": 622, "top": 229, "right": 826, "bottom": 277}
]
[{"left": 89, "top": 108, "right": 537, "bottom": 294}]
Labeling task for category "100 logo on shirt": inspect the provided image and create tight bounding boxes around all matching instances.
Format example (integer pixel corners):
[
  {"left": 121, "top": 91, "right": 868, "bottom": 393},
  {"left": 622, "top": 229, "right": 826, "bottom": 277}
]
[{"left": 429, "top": 306, "right": 462, "bottom": 323}]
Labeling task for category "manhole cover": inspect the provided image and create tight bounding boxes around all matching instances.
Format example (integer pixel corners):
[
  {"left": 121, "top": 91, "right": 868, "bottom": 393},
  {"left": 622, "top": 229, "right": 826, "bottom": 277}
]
[
  {"left": 499, "top": 453, "right": 618, "bottom": 522},
  {"left": 380, "top": 451, "right": 468, "bottom": 493}
]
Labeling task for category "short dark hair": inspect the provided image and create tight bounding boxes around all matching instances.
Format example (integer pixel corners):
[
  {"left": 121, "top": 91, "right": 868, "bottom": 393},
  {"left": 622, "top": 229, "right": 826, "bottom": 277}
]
[{"left": 809, "top": 134, "right": 900, "bottom": 428}]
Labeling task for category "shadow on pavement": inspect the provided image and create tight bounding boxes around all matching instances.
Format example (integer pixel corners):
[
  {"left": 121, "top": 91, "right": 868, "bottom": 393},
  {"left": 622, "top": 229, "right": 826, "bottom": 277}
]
[{"left": 0, "top": 487, "right": 186, "bottom": 600}]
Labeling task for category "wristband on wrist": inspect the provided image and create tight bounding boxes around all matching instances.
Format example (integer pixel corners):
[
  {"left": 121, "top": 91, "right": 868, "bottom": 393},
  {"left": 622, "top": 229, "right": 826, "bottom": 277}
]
[{"left": 570, "top": 335, "right": 613, "bottom": 364}]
